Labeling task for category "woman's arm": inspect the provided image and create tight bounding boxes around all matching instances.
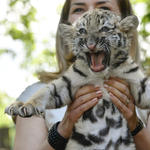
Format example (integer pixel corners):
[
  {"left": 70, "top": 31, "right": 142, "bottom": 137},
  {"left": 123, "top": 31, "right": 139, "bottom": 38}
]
[
  {"left": 132, "top": 114, "right": 150, "bottom": 150},
  {"left": 147, "top": 114, "right": 150, "bottom": 130},
  {"left": 14, "top": 116, "right": 49, "bottom": 150},
  {"left": 104, "top": 77, "right": 150, "bottom": 150},
  {"left": 133, "top": 121, "right": 150, "bottom": 150}
]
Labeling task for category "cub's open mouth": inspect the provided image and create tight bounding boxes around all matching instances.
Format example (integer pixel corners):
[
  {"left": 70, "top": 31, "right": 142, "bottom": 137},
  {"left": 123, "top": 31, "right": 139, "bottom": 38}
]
[{"left": 86, "top": 51, "right": 109, "bottom": 72}]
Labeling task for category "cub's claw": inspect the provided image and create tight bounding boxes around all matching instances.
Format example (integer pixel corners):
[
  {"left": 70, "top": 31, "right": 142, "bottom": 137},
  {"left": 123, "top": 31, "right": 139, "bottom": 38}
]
[
  {"left": 4, "top": 101, "right": 24, "bottom": 117},
  {"left": 35, "top": 106, "right": 45, "bottom": 118},
  {"left": 23, "top": 108, "right": 27, "bottom": 116},
  {"left": 19, "top": 103, "right": 35, "bottom": 117}
]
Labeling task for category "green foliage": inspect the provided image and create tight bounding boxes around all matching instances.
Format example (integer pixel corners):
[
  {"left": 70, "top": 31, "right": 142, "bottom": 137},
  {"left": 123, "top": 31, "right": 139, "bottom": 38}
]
[
  {"left": 0, "top": 0, "right": 58, "bottom": 75},
  {"left": 22, "top": 48, "right": 58, "bottom": 77},
  {"left": 142, "top": 57, "right": 150, "bottom": 68},
  {"left": 0, "top": 92, "right": 15, "bottom": 128},
  {"left": 131, "top": 0, "right": 149, "bottom": 4},
  {"left": 0, "top": 49, "right": 16, "bottom": 58},
  {"left": 56, "top": 3, "right": 63, "bottom": 15},
  {"left": 130, "top": 0, "right": 150, "bottom": 71},
  {"left": 6, "top": 0, "right": 37, "bottom": 68},
  {"left": 139, "top": 2, "right": 150, "bottom": 70}
]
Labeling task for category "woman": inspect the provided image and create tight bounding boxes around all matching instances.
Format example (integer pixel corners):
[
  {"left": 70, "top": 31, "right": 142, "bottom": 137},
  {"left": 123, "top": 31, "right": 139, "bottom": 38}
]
[{"left": 13, "top": 0, "right": 150, "bottom": 150}]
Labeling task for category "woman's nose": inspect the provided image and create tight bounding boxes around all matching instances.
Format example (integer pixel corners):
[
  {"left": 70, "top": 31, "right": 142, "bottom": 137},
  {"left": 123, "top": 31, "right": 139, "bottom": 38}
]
[{"left": 87, "top": 6, "right": 95, "bottom": 11}]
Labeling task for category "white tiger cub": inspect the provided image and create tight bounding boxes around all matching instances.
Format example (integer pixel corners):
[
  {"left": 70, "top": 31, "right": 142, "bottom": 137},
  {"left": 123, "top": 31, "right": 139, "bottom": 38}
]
[{"left": 5, "top": 9, "right": 150, "bottom": 150}]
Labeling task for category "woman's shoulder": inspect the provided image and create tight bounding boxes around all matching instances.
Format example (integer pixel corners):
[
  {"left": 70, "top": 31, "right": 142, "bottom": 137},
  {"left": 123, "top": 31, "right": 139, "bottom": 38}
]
[{"left": 16, "top": 81, "right": 47, "bottom": 103}]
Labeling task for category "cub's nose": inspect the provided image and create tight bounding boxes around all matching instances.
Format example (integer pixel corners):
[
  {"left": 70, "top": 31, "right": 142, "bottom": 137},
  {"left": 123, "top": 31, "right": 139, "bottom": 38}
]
[
  {"left": 86, "top": 35, "right": 98, "bottom": 51},
  {"left": 87, "top": 44, "right": 95, "bottom": 51}
]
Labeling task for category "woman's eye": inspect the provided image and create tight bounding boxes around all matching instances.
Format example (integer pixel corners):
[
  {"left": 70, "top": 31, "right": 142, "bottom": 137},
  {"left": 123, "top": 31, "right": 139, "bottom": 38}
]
[
  {"left": 100, "top": 7, "right": 110, "bottom": 10},
  {"left": 73, "top": 8, "right": 84, "bottom": 13},
  {"left": 99, "top": 27, "right": 109, "bottom": 32},
  {"left": 79, "top": 28, "right": 87, "bottom": 34}
]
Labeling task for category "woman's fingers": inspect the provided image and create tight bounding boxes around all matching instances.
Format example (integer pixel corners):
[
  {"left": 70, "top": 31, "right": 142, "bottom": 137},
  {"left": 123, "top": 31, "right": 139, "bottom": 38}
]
[
  {"left": 109, "top": 92, "right": 128, "bottom": 113},
  {"left": 104, "top": 84, "right": 133, "bottom": 107},
  {"left": 69, "top": 98, "right": 98, "bottom": 123},
  {"left": 71, "top": 90, "right": 103, "bottom": 110},
  {"left": 104, "top": 78, "right": 134, "bottom": 104},
  {"left": 109, "top": 92, "right": 137, "bottom": 131},
  {"left": 109, "top": 76, "right": 130, "bottom": 89},
  {"left": 104, "top": 78, "right": 130, "bottom": 96}
]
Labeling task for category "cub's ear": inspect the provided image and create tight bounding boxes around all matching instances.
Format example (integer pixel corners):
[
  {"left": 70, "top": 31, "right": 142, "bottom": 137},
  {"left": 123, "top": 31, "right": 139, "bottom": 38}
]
[
  {"left": 120, "top": 15, "right": 139, "bottom": 36},
  {"left": 58, "top": 23, "right": 74, "bottom": 39}
]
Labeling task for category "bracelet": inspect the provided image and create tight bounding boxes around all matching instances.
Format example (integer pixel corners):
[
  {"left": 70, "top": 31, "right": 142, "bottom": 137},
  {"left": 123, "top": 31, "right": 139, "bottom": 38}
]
[
  {"left": 47, "top": 121, "right": 69, "bottom": 150},
  {"left": 131, "top": 118, "right": 144, "bottom": 136}
]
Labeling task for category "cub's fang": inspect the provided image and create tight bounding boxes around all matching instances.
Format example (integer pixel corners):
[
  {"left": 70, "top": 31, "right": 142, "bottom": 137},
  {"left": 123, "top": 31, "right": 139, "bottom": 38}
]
[
  {"left": 10, "top": 108, "right": 14, "bottom": 115},
  {"left": 23, "top": 107, "right": 27, "bottom": 116}
]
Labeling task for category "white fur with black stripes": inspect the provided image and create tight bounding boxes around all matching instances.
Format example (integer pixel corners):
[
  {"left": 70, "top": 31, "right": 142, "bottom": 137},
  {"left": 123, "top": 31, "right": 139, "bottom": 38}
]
[{"left": 5, "top": 9, "right": 150, "bottom": 150}]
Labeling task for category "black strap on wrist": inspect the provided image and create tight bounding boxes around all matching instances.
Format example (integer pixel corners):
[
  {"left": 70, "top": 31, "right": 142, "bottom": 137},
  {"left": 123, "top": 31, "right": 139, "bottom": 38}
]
[
  {"left": 47, "top": 121, "right": 69, "bottom": 150},
  {"left": 131, "top": 118, "right": 144, "bottom": 136}
]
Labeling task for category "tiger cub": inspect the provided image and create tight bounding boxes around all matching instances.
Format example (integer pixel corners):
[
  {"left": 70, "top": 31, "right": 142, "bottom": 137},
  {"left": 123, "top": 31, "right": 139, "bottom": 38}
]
[{"left": 5, "top": 9, "right": 150, "bottom": 150}]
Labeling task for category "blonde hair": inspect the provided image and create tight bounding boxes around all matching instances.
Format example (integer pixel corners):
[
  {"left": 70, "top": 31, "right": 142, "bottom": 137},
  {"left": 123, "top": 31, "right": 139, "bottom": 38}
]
[{"left": 38, "top": 0, "right": 141, "bottom": 83}]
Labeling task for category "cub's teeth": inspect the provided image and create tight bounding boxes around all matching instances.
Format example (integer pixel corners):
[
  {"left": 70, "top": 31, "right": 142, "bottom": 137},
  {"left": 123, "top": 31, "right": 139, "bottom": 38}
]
[{"left": 89, "top": 51, "right": 98, "bottom": 53}]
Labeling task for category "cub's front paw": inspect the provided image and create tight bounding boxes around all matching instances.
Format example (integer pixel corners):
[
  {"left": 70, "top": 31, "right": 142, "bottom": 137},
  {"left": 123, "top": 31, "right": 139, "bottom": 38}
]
[{"left": 5, "top": 101, "right": 45, "bottom": 118}]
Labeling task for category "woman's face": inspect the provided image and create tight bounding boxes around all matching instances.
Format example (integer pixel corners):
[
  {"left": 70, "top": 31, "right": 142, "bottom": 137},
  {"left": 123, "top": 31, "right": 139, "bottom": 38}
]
[{"left": 68, "top": 0, "right": 121, "bottom": 23}]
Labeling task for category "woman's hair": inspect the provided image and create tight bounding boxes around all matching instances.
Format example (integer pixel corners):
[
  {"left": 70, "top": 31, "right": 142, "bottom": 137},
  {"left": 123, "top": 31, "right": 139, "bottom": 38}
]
[
  {"left": 39, "top": 0, "right": 141, "bottom": 83},
  {"left": 116, "top": 0, "right": 141, "bottom": 68}
]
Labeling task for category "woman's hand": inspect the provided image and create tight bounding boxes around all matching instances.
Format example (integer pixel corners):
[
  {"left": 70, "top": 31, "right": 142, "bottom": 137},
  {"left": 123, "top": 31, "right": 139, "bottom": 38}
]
[
  {"left": 57, "top": 85, "right": 103, "bottom": 139},
  {"left": 103, "top": 77, "right": 138, "bottom": 131}
]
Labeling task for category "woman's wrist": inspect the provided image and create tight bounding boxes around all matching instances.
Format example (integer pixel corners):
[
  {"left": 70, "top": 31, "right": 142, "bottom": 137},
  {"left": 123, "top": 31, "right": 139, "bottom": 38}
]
[
  {"left": 47, "top": 121, "right": 69, "bottom": 150},
  {"left": 57, "top": 119, "right": 74, "bottom": 139},
  {"left": 127, "top": 115, "right": 138, "bottom": 132},
  {"left": 131, "top": 118, "right": 144, "bottom": 136}
]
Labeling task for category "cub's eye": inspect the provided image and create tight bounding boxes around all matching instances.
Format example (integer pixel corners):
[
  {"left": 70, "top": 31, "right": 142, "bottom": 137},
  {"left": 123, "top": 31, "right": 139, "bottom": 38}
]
[
  {"left": 99, "top": 27, "right": 109, "bottom": 32},
  {"left": 79, "top": 28, "right": 87, "bottom": 34}
]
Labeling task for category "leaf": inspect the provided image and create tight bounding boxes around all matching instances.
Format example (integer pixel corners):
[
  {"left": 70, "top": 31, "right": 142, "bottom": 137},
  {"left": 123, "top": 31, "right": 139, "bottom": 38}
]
[{"left": 0, "top": 49, "right": 16, "bottom": 58}]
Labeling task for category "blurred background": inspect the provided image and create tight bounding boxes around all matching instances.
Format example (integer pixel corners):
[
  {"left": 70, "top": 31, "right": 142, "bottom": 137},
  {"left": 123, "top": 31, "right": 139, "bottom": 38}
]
[{"left": 0, "top": 0, "right": 150, "bottom": 149}]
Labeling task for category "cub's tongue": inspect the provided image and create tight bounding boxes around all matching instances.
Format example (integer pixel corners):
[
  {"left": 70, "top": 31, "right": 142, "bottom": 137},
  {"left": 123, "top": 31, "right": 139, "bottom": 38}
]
[{"left": 90, "top": 53, "right": 105, "bottom": 72}]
